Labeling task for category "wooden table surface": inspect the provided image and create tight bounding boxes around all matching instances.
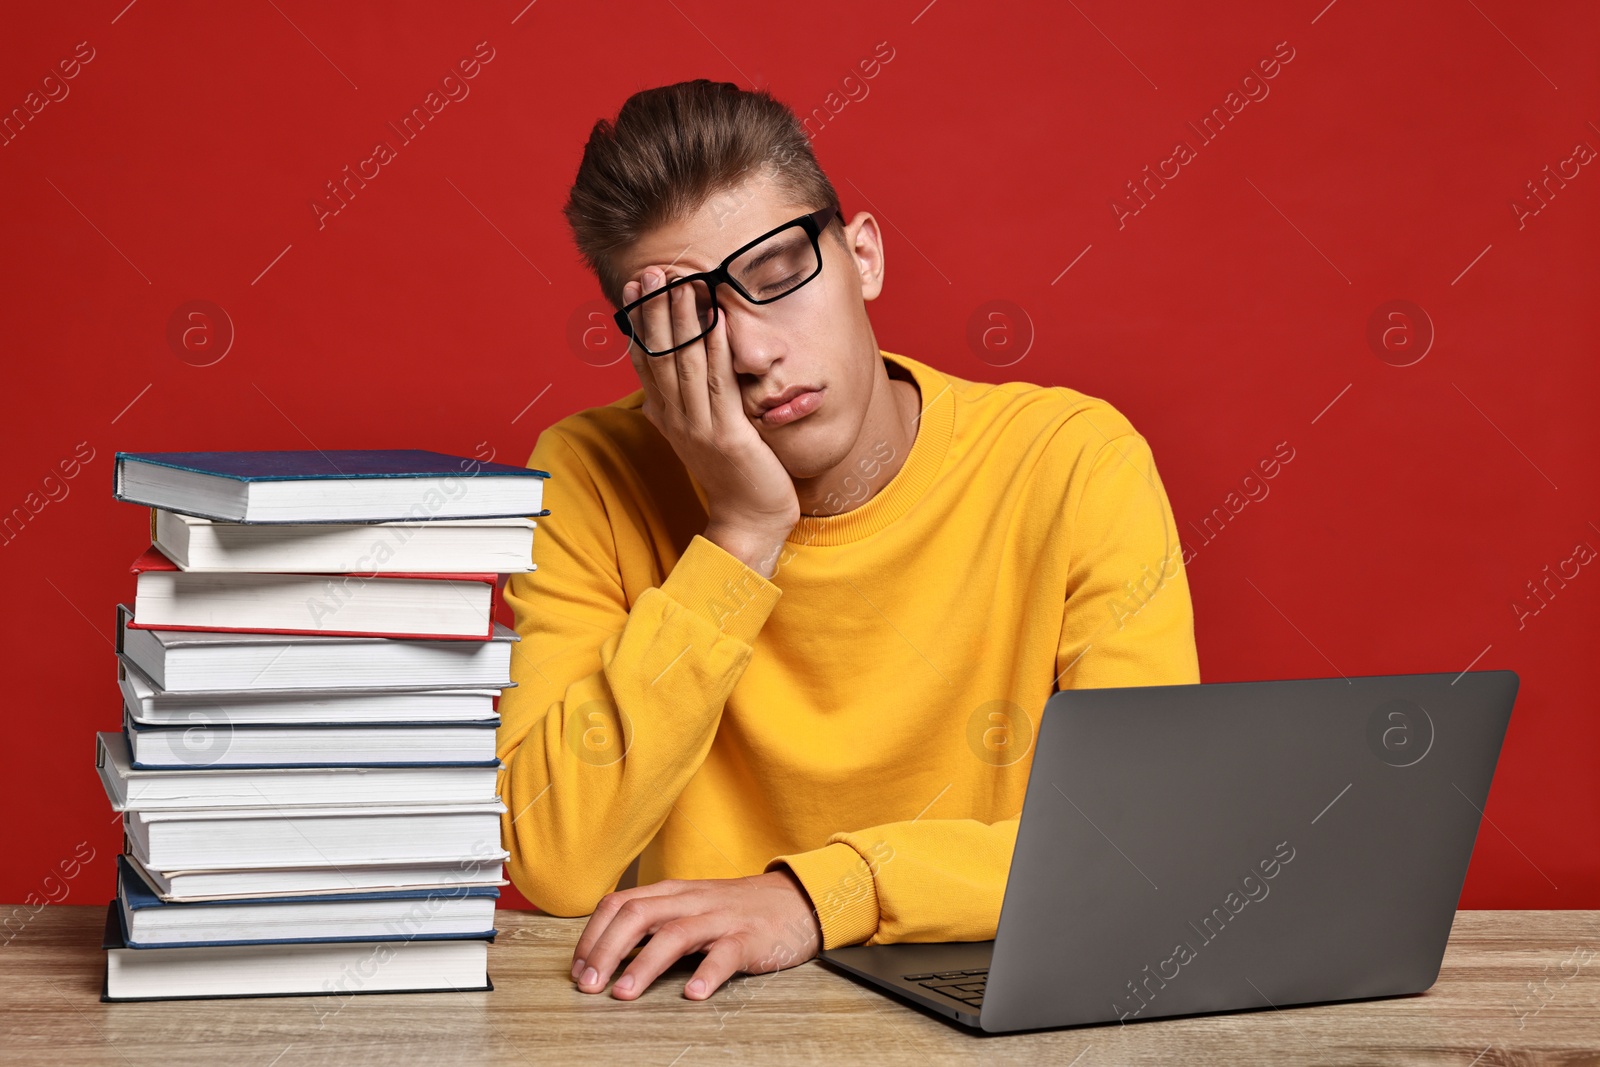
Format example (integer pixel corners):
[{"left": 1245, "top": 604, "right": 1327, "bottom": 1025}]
[{"left": 3, "top": 906, "right": 1597, "bottom": 1065}]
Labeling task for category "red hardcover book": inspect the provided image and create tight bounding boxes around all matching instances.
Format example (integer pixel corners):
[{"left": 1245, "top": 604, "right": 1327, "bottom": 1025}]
[{"left": 126, "top": 545, "right": 496, "bottom": 641}]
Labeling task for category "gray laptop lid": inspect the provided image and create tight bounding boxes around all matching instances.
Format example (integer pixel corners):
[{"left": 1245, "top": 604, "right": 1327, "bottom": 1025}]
[{"left": 979, "top": 670, "right": 1518, "bottom": 1033}]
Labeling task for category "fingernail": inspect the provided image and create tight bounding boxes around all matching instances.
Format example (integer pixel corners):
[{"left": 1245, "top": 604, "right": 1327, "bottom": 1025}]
[
  {"left": 582, "top": 966, "right": 598, "bottom": 987},
  {"left": 570, "top": 958, "right": 585, "bottom": 980},
  {"left": 644, "top": 270, "right": 661, "bottom": 291},
  {"left": 615, "top": 974, "right": 634, "bottom": 994},
  {"left": 687, "top": 978, "right": 706, "bottom": 997}
]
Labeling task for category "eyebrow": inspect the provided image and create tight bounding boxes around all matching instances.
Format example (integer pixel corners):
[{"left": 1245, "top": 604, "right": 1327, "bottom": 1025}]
[
  {"left": 647, "top": 229, "right": 803, "bottom": 287},
  {"left": 736, "top": 232, "right": 803, "bottom": 274}
]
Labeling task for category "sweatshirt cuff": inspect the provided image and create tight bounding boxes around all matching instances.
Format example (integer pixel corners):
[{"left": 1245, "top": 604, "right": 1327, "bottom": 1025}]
[
  {"left": 766, "top": 842, "right": 880, "bottom": 949},
  {"left": 658, "top": 534, "right": 782, "bottom": 646}
]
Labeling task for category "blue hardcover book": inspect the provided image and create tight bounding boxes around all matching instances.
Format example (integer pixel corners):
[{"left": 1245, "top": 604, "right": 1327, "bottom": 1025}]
[
  {"left": 116, "top": 855, "right": 500, "bottom": 948},
  {"left": 114, "top": 449, "right": 551, "bottom": 523}
]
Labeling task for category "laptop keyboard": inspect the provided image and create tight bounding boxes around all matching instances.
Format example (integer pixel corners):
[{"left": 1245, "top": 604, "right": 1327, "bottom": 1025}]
[{"left": 902, "top": 969, "right": 987, "bottom": 1008}]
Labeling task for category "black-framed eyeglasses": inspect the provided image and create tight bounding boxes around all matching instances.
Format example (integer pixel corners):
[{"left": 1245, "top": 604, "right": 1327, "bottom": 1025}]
[{"left": 612, "top": 204, "right": 845, "bottom": 357}]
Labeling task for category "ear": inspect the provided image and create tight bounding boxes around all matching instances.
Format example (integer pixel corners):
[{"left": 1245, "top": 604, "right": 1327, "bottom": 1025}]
[{"left": 842, "top": 212, "right": 885, "bottom": 301}]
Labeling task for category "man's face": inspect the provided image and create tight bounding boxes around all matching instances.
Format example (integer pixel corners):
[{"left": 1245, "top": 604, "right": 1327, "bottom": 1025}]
[{"left": 613, "top": 171, "right": 884, "bottom": 480}]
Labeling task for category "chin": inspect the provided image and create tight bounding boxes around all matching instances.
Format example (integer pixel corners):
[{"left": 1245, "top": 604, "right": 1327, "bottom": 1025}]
[{"left": 771, "top": 426, "right": 851, "bottom": 480}]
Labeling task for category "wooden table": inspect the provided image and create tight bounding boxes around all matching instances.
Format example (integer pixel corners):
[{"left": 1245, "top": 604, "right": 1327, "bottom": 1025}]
[{"left": 4, "top": 906, "right": 1597, "bottom": 1065}]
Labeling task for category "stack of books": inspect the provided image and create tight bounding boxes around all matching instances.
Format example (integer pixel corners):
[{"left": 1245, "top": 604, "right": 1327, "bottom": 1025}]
[{"left": 96, "top": 449, "right": 549, "bottom": 1001}]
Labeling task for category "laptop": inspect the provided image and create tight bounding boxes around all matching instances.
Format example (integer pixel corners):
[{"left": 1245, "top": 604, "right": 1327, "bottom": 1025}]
[{"left": 818, "top": 669, "right": 1519, "bottom": 1033}]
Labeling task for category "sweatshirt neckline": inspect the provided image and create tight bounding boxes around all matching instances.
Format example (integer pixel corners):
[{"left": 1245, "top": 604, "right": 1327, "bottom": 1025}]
[{"left": 784, "top": 349, "right": 954, "bottom": 548}]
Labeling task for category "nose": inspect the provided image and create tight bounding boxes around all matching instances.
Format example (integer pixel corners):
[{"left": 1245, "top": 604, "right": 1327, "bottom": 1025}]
[{"left": 716, "top": 297, "right": 783, "bottom": 378}]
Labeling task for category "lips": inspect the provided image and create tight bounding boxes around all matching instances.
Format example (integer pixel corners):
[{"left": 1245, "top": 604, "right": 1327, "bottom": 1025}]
[
  {"left": 755, "top": 384, "right": 819, "bottom": 412},
  {"left": 756, "top": 386, "right": 824, "bottom": 427}
]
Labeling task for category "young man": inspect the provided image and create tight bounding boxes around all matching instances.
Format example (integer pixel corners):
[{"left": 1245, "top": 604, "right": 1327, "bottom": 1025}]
[{"left": 496, "top": 79, "right": 1200, "bottom": 1004}]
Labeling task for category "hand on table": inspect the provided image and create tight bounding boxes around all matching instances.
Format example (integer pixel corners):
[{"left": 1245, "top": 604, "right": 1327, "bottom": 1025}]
[{"left": 569, "top": 868, "right": 823, "bottom": 1001}]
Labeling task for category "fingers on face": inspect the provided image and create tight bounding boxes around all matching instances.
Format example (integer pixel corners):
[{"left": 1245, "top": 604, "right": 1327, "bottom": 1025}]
[
  {"left": 626, "top": 268, "right": 696, "bottom": 425},
  {"left": 622, "top": 279, "right": 644, "bottom": 362},
  {"left": 621, "top": 266, "right": 749, "bottom": 437},
  {"left": 702, "top": 309, "right": 742, "bottom": 432},
  {"left": 670, "top": 280, "right": 712, "bottom": 427},
  {"left": 640, "top": 268, "right": 673, "bottom": 357}
]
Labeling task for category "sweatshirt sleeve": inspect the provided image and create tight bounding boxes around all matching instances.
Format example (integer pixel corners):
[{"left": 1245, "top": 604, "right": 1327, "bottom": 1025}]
[
  {"left": 765, "top": 429, "right": 1200, "bottom": 948},
  {"left": 496, "top": 427, "right": 783, "bottom": 916},
  {"left": 1053, "top": 431, "right": 1201, "bottom": 691}
]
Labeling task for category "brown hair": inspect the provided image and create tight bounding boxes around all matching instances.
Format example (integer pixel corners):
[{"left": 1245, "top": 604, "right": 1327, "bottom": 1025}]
[{"left": 563, "top": 79, "right": 845, "bottom": 309}]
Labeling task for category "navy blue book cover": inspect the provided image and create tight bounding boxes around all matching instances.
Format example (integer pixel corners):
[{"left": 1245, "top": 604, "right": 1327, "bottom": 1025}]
[{"left": 116, "top": 856, "right": 500, "bottom": 949}]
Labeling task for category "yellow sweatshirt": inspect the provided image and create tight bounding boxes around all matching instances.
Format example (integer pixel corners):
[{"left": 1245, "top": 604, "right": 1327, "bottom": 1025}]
[{"left": 496, "top": 349, "right": 1200, "bottom": 949}]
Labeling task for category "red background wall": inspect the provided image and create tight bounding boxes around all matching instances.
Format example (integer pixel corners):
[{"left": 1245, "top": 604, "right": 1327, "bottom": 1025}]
[{"left": 1, "top": 1, "right": 1594, "bottom": 914}]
